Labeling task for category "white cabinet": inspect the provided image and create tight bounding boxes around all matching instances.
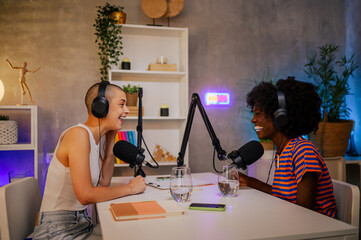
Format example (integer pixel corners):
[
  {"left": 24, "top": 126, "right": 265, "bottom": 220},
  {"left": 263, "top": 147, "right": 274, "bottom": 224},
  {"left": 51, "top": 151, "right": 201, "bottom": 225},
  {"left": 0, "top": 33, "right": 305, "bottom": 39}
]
[
  {"left": 0, "top": 105, "right": 38, "bottom": 184},
  {"left": 109, "top": 24, "right": 189, "bottom": 169}
]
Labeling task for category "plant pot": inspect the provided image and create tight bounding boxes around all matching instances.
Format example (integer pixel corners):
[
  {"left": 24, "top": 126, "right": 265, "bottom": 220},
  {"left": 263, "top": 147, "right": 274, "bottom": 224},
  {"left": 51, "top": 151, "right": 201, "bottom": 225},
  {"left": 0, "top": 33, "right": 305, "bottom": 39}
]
[
  {"left": 110, "top": 11, "right": 126, "bottom": 24},
  {"left": 308, "top": 120, "right": 354, "bottom": 157},
  {"left": 0, "top": 120, "right": 18, "bottom": 144},
  {"left": 126, "top": 92, "right": 138, "bottom": 106}
]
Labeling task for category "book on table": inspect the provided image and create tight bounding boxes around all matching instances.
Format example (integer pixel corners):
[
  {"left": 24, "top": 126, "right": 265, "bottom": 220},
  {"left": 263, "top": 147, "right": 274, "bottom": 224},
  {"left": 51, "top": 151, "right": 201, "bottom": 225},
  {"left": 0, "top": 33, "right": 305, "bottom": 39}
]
[{"left": 110, "top": 200, "right": 186, "bottom": 221}]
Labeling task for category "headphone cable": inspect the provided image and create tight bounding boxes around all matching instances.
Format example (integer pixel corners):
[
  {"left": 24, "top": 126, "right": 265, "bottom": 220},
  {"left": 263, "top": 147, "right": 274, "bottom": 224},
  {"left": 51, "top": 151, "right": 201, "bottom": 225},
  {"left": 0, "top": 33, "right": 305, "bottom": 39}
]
[{"left": 96, "top": 118, "right": 101, "bottom": 186}]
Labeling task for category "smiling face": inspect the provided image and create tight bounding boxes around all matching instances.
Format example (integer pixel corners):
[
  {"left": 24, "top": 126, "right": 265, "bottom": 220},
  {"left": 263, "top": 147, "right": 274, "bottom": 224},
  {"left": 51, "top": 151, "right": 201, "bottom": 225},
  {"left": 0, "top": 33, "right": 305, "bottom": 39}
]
[
  {"left": 251, "top": 106, "right": 277, "bottom": 141},
  {"left": 105, "top": 87, "right": 129, "bottom": 130}
]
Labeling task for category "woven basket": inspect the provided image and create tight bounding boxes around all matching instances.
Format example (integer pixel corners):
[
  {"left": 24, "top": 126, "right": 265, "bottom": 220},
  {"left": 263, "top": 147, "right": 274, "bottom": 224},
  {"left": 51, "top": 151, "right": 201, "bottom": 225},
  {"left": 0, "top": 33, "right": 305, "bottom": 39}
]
[
  {"left": 308, "top": 120, "right": 354, "bottom": 157},
  {"left": 0, "top": 120, "right": 18, "bottom": 144}
]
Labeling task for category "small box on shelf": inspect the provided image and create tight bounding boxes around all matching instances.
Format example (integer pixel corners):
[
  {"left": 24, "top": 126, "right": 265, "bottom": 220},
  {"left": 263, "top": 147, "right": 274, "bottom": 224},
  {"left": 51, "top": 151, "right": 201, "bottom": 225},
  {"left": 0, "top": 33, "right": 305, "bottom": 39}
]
[
  {"left": 127, "top": 106, "right": 144, "bottom": 117},
  {"left": 148, "top": 64, "right": 177, "bottom": 72}
]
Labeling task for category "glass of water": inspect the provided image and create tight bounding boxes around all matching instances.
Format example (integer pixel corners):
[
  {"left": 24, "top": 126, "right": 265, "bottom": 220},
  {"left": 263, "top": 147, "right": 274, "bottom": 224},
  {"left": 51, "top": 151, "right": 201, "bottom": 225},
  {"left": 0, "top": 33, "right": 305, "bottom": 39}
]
[
  {"left": 218, "top": 165, "right": 239, "bottom": 197},
  {"left": 170, "top": 167, "right": 193, "bottom": 202}
]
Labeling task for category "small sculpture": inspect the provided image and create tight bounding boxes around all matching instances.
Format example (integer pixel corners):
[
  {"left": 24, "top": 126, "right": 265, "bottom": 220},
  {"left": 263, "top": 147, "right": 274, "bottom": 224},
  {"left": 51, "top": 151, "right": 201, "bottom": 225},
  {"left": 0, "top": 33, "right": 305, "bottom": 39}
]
[
  {"left": 153, "top": 144, "right": 177, "bottom": 162},
  {"left": 6, "top": 59, "right": 40, "bottom": 104}
]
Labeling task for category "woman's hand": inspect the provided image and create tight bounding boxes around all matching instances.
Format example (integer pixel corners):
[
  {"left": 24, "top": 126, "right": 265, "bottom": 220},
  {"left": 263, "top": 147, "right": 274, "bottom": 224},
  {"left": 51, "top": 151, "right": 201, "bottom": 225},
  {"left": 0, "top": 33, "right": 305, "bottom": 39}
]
[
  {"left": 238, "top": 172, "right": 250, "bottom": 186},
  {"left": 128, "top": 176, "right": 146, "bottom": 194}
]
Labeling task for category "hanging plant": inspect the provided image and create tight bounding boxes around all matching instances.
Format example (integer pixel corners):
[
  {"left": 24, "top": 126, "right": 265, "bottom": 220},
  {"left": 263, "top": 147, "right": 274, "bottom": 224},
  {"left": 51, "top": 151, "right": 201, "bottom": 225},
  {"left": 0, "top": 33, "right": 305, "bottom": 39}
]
[{"left": 94, "top": 3, "right": 124, "bottom": 81}]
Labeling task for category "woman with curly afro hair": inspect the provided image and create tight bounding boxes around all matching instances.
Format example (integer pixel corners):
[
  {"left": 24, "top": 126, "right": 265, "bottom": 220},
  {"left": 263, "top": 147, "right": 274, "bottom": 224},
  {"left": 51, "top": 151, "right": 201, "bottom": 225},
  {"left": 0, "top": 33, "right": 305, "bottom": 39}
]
[{"left": 239, "top": 76, "right": 337, "bottom": 218}]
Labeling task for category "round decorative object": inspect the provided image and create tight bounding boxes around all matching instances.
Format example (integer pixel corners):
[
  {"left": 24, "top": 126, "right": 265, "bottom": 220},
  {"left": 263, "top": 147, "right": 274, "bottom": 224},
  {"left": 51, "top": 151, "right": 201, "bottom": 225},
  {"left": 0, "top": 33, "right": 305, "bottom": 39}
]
[
  {"left": 0, "top": 120, "right": 18, "bottom": 144},
  {"left": 110, "top": 11, "right": 126, "bottom": 24},
  {"left": 141, "top": 0, "right": 167, "bottom": 19},
  {"left": 164, "top": 0, "right": 184, "bottom": 18}
]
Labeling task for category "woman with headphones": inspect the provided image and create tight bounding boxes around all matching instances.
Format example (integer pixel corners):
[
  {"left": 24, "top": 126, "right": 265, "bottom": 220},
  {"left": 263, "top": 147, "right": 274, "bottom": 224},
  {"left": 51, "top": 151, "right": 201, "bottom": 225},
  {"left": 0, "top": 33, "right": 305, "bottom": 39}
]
[
  {"left": 33, "top": 81, "right": 146, "bottom": 239},
  {"left": 238, "top": 77, "right": 337, "bottom": 218}
]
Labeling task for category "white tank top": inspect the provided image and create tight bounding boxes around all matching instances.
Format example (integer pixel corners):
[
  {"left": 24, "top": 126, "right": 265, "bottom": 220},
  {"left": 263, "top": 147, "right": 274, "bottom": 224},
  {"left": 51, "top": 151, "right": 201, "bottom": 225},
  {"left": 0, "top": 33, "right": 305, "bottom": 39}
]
[{"left": 40, "top": 124, "right": 101, "bottom": 212}]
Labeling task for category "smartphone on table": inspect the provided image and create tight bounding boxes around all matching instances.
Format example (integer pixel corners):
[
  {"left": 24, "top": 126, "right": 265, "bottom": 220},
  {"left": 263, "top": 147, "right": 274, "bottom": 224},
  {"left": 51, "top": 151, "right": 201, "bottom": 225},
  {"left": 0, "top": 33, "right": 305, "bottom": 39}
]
[{"left": 188, "top": 203, "right": 226, "bottom": 211}]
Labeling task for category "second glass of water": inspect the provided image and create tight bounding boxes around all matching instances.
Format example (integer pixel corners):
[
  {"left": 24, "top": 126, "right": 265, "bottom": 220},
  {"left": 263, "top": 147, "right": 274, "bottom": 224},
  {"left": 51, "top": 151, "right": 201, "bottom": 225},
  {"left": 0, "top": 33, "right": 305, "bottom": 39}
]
[
  {"left": 218, "top": 165, "right": 239, "bottom": 197},
  {"left": 170, "top": 167, "right": 193, "bottom": 202}
]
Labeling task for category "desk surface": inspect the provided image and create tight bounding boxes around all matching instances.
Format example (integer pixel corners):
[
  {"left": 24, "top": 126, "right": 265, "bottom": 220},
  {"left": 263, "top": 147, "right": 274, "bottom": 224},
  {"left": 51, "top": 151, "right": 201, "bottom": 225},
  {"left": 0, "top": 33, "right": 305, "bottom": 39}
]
[{"left": 96, "top": 172, "right": 357, "bottom": 240}]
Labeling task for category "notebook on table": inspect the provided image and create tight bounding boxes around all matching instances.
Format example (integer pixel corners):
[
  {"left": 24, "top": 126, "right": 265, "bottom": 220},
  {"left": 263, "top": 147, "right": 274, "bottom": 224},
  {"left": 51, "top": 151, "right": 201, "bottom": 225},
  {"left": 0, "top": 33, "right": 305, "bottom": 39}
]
[{"left": 110, "top": 200, "right": 186, "bottom": 221}]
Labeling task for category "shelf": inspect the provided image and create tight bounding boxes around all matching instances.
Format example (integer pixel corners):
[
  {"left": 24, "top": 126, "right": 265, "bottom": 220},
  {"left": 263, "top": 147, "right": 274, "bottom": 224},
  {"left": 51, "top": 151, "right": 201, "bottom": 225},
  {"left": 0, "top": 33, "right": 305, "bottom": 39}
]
[
  {"left": 109, "top": 24, "right": 188, "bottom": 172},
  {"left": 0, "top": 105, "right": 37, "bottom": 110},
  {"left": 0, "top": 144, "right": 36, "bottom": 151},
  {"left": 111, "top": 69, "right": 186, "bottom": 79},
  {"left": 0, "top": 105, "right": 38, "bottom": 185},
  {"left": 119, "top": 24, "right": 187, "bottom": 37}
]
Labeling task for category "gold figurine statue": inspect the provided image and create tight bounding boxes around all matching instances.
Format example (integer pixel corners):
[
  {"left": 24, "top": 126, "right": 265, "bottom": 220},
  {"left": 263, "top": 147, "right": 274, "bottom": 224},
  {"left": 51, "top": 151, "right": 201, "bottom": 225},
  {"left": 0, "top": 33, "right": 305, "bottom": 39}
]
[{"left": 6, "top": 59, "right": 40, "bottom": 104}]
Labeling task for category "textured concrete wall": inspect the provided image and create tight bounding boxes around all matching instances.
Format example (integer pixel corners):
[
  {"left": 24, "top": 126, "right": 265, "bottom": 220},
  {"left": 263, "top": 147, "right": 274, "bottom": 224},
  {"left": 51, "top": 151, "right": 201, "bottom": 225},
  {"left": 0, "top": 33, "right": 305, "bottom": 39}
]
[{"left": 0, "top": 0, "right": 347, "bottom": 175}]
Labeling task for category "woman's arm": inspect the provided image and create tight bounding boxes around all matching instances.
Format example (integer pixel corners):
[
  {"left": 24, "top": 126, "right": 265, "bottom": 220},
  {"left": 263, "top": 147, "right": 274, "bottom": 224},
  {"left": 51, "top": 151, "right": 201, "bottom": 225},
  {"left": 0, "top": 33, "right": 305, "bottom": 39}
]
[
  {"left": 98, "top": 130, "right": 117, "bottom": 187},
  {"left": 296, "top": 172, "right": 318, "bottom": 210},
  {"left": 238, "top": 172, "right": 272, "bottom": 195},
  {"left": 63, "top": 127, "right": 146, "bottom": 205}
]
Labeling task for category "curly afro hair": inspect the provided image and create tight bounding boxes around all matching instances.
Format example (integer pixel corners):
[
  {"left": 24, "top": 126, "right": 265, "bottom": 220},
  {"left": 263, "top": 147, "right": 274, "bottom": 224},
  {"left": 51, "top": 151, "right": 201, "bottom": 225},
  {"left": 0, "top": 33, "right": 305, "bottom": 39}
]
[{"left": 246, "top": 77, "right": 321, "bottom": 138}]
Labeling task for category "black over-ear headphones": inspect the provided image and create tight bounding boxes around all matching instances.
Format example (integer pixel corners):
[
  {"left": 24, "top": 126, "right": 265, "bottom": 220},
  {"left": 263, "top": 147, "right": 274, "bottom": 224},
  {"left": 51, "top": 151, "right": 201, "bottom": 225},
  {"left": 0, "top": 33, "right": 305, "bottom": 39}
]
[
  {"left": 91, "top": 81, "right": 109, "bottom": 118},
  {"left": 274, "top": 90, "right": 288, "bottom": 128}
]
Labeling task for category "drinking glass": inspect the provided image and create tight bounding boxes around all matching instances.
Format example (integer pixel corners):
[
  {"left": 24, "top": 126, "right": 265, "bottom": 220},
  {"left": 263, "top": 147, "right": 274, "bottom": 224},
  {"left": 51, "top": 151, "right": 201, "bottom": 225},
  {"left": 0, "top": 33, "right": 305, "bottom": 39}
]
[
  {"left": 170, "top": 167, "right": 193, "bottom": 202},
  {"left": 218, "top": 165, "right": 239, "bottom": 197}
]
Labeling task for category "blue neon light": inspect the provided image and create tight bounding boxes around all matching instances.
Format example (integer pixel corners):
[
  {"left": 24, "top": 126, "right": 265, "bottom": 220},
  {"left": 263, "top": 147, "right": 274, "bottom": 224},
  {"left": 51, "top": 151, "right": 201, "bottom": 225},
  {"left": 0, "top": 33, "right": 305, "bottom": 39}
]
[{"left": 205, "top": 92, "right": 230, "bottom": 105}]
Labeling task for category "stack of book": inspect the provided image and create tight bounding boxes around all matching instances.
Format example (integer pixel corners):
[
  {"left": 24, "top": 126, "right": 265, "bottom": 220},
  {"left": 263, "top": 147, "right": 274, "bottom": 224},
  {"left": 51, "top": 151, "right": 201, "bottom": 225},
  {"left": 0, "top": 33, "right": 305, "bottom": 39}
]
[
  {"left": 115, "top": 130, "right": 137, "bottom": 164},
  {"left": 127, "top": 106, "right": 144, "bottom": 117},
  {"left": 110, "top": 200, "right": 185, "bottom": 221},
  {"left": 148, "top": 63, "right": 177, "bottom": 72}
]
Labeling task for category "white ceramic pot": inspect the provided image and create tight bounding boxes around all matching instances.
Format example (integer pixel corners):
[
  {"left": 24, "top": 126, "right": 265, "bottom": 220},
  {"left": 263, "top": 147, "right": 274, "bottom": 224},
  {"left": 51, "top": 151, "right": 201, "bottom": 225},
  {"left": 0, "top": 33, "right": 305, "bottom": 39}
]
[{"left": 0, "top": 120, "right": 18, "bottom": 144}]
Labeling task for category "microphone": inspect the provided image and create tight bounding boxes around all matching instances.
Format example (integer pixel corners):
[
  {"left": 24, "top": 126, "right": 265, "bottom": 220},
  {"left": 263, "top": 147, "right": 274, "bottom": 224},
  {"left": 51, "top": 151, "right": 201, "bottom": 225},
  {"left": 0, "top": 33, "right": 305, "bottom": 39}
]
[
  {"left": 227, "top": 140, "right": 264, "bottom": 170},
  {"left": 113, "top": 140, "right": 149, "bottom": 168}
]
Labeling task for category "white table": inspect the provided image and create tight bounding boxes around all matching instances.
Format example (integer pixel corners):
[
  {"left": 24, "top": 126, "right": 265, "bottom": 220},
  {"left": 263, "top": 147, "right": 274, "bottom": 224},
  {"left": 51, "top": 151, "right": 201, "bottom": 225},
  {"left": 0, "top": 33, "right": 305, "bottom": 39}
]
[{"left": 96, "top": 172, "right": 358, "bottom": 240}]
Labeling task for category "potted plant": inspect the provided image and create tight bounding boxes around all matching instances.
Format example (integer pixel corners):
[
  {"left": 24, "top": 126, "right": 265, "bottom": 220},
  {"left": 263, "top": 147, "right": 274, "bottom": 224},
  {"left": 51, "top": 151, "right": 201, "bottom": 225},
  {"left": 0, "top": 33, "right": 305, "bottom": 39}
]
[
  {"left": 122, "top": 84, "right": 139, "bottom": 106},
  {"left": 304, "top": 44, "right": 359, "bottom": 157},
  {"left": 94, "top": 3, "right": 124, "bottom": 81},
  {"left": 0, "top": 115, "right": 18, "bottom": 144}
]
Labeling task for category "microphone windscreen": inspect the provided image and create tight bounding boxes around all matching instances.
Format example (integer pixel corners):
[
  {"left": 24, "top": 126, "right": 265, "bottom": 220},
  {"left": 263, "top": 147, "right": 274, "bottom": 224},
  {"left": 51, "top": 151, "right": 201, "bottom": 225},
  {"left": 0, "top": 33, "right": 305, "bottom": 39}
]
[
  {"left": 113, "top": 140, "right": 139, "bottom": 164},
  {"left": 237, "top": 140, "right": 264, "bottom": 165}
]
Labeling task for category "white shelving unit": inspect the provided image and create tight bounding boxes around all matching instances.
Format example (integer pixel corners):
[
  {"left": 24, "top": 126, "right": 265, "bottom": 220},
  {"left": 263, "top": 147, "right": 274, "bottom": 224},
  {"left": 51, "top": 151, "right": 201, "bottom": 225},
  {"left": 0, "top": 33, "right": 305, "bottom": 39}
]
[
  {"left": 0, "top": 105, "right": 38, "bottom": 180},
  {"left": 109, "top": 24, "right": 188, "bottom": 168}
]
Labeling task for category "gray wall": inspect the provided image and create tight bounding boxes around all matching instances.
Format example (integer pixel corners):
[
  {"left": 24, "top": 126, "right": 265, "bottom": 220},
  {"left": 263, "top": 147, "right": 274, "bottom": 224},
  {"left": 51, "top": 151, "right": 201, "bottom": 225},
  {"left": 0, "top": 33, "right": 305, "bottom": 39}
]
[{"left": 0, "top": 0, "right": 350, "bottom": 177}]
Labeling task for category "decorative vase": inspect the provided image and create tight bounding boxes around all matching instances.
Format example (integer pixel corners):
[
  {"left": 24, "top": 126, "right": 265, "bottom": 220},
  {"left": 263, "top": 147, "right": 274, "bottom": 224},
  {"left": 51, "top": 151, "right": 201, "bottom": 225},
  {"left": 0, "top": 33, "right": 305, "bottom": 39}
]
[
  {"left": 110, "top": 11, "right": 126, "bottom": 24},
  {"left": 0, "top": 120, "right": 18, "bottom": 144},
  {"left": 126, "top": 92, "right": 138, "bottom": 106},
  {"left": 308, "top": 120, "right": 354, "bottom": 157}
]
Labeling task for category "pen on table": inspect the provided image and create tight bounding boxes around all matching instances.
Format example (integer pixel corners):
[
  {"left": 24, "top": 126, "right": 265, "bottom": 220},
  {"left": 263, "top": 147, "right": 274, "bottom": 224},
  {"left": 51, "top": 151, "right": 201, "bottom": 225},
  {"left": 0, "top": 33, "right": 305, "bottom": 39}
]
[{"left": 147, "top": 182, "right": 160, "bottom": 187}]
